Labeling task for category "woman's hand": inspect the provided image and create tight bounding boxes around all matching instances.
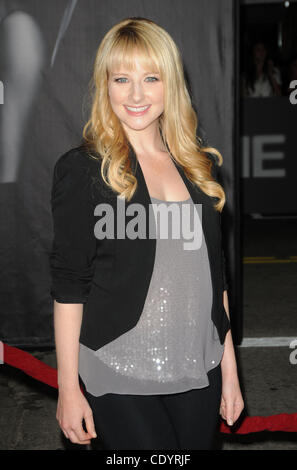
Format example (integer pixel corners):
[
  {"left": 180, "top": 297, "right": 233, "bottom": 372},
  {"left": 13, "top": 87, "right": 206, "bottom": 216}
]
[
  {"left": 220, "top": 370, "right": 244, "bottom": 426},
  {"left": 56, "top": 387, "right": 97, "bottom": 445}
]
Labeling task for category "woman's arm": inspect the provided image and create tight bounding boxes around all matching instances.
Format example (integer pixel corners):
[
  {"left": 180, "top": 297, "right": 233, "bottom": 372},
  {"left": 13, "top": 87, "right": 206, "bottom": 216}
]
[
  {"left": 210, "top": 153, "right": 244, "bottom": 425},
  {"left": 220, "top": 290, "right": 244, "bottom": 426},
  {"left": 50, "top": 150, "right": 98, "bottom": 445},
  {"left": 267, "top": 61, "right": 282, "bottom": 96},
  {"left": 221, "top": 291, "right": 237, "bottom": 376},
  {"left": 54, "top": 301, "right": 83, "bottom": 392},
  {"left": 54, "top": 301, "right": 97, "bottom": 445}
]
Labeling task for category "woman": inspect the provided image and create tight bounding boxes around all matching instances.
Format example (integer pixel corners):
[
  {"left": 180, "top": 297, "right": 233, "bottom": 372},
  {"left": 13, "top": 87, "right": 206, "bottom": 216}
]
[
  {"left": 242, "top": 40, "right": 282, "bottom": 98},
  {"left": 50, "top": 17, "right": 244, "bottom": 450}
]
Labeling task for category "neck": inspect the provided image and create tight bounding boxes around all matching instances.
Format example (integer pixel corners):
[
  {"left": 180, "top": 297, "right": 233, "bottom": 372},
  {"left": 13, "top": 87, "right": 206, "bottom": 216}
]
[{"left": 123, "top": 122, "right": 167, "bottom": 157}]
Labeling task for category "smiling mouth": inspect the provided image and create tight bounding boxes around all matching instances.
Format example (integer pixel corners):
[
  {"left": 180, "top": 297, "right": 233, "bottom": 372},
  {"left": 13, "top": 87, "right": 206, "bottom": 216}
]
[{"left": 124, "top": 105, "right": 151, "bottom": 113}]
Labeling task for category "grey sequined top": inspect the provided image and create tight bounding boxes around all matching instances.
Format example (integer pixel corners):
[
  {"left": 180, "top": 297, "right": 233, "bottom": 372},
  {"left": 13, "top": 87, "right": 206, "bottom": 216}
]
[{"left": 78, "top": 195, "right": 225, "bottom": 397}]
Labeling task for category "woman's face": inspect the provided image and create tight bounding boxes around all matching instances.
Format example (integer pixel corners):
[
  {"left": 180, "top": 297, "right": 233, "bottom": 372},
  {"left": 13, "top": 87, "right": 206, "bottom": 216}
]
[
  {"left": 107, "top": 56, "right": 164, "bottom": 134},
  {"left": 253, "top": 43, "right": 267, "bottom": 62}
]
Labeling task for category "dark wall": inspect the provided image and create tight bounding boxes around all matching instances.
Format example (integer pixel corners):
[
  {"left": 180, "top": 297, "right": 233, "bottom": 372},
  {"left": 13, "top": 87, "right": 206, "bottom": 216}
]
[{"left": 0, "top": 0, "right": 240, "bottom": 347}]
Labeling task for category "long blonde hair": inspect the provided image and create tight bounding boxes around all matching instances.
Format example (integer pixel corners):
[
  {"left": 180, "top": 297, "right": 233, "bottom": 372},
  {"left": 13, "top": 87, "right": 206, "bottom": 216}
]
[{"left": 82, "top": 17, "right": 226, "bottom": 212}]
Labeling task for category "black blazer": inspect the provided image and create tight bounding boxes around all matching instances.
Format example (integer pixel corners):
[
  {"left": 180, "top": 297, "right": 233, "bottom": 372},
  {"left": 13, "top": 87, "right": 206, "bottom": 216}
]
[{"left": 50, "top": 144, "right": 231, "bottom": 351}]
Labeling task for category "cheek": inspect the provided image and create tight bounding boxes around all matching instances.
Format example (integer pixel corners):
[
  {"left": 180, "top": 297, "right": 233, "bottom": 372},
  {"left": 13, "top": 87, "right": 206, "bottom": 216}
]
[
  {"left": 108, "top": 86, "right": 126, "bottom": 105},
  {"left": 149, "top": 86, "right": 164, "bottom": 105}
]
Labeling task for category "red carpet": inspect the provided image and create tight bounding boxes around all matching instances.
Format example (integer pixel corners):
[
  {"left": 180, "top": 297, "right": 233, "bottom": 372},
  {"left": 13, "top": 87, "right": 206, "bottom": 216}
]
[{"left": 2, "top": 342, "right": 297, "bottom": 434}]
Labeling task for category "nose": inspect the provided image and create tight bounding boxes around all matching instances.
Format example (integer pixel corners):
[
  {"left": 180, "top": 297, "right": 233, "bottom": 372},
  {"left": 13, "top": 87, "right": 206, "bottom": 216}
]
[{"left": 129, "top": 80, "right": 145, "bottom": 103}]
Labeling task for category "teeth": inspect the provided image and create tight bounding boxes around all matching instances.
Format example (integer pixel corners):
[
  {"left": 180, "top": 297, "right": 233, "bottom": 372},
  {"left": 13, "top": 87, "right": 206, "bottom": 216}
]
[{"left": 126, "top": 105, "right": 149, "bottom": 112}]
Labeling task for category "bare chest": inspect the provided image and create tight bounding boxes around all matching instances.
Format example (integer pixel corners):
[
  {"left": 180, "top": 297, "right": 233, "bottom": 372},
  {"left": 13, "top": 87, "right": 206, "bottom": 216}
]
[{"left": 137, "top": 154, "right": 190, "bottom": 202}]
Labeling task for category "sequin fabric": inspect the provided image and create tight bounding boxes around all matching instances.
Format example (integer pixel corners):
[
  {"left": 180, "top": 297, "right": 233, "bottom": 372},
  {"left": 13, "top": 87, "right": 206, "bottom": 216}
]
[{"left": 79, "top": 195, "right": 224, "bottom": 397}]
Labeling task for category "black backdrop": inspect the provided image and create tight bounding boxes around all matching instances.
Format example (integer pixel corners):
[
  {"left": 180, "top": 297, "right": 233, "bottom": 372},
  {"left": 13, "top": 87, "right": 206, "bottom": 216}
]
[{"left": 0, "top": 0, "right": 241, "bottom": 347}]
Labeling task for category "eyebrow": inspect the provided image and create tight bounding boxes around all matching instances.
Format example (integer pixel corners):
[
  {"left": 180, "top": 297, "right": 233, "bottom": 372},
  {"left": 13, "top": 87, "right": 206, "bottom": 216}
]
[{"left": 110, "top": 71, "right": 160, "bottom": 77}]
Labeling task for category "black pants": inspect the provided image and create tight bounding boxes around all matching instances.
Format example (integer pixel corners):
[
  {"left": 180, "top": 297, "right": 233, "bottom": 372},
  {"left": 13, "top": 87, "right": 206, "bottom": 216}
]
[{"left": 81, "top": 363, "right": 222, "bottom": 450}]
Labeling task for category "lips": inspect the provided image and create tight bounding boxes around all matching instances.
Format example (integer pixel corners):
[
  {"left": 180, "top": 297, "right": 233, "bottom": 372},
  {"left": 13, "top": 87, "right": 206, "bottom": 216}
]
[{"left": 124, "top": 105, "right": 151, "bottom": 116}]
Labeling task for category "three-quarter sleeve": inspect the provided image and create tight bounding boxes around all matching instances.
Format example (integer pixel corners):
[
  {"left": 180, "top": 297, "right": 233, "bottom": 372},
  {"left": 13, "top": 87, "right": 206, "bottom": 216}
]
[
  {"left": 49, "top": 150, "right": 97, "bottom": 303},
  {"left": 221, "top": 248, "right": 229, "bottom": 292},
  {"left": 207, "top": 152, "right": 229, "bottom": 292}
]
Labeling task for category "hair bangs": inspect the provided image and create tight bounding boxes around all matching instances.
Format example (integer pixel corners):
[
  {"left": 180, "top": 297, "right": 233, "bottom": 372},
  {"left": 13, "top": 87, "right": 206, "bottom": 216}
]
[{"left": 106, "top": 35, "right": 162, "bottom": 78}]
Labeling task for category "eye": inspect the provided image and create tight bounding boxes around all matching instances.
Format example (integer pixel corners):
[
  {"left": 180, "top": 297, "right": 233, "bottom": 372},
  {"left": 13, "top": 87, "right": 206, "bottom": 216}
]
[
  {"left": 114, "top": 77, "right": 128, "bottom": 83},
  {"left": 145, "top": 76, "right": 159, "bottom": 82},
  {"left": 113, "top": 76, "right": 159, "bottom": 83}
]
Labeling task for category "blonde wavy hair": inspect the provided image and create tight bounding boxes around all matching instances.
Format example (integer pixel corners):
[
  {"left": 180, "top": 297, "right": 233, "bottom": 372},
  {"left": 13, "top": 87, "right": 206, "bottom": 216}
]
[{"left": 82, "top": 17, "right": 226, "bottom": 212}]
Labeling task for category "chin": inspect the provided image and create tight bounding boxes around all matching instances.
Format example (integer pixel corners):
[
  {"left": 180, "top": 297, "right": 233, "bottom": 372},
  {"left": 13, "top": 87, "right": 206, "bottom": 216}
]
[{"left": 126, "top": 124, "right": 151, "bottom": 132}]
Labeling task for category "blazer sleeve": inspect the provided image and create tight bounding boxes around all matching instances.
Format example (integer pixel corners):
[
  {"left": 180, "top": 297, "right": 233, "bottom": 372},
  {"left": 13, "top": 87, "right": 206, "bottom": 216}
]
[
  {"left": 49, "top": 150, "right": 97, "bottom": 303},
  {"left": 207, "top": 152, "right": 229, "bottom": 292},
  {"left": 221, "top": 248, "right": 229, "bottom": 292}
]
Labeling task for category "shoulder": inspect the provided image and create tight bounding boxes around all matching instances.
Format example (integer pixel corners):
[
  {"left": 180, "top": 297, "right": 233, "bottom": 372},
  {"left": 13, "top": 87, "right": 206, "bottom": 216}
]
[
  {"left": 206, "top": 152, "right": 218, "bottom": 165},
  {"left": 51, "top": 145, "right": 114, "bottom": 202},
  {"left": 205, "top": 152, "right": 219, "bottom": 180},
  {"left": 52, "top": 145, "right": 102, "bottom": 180}
]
